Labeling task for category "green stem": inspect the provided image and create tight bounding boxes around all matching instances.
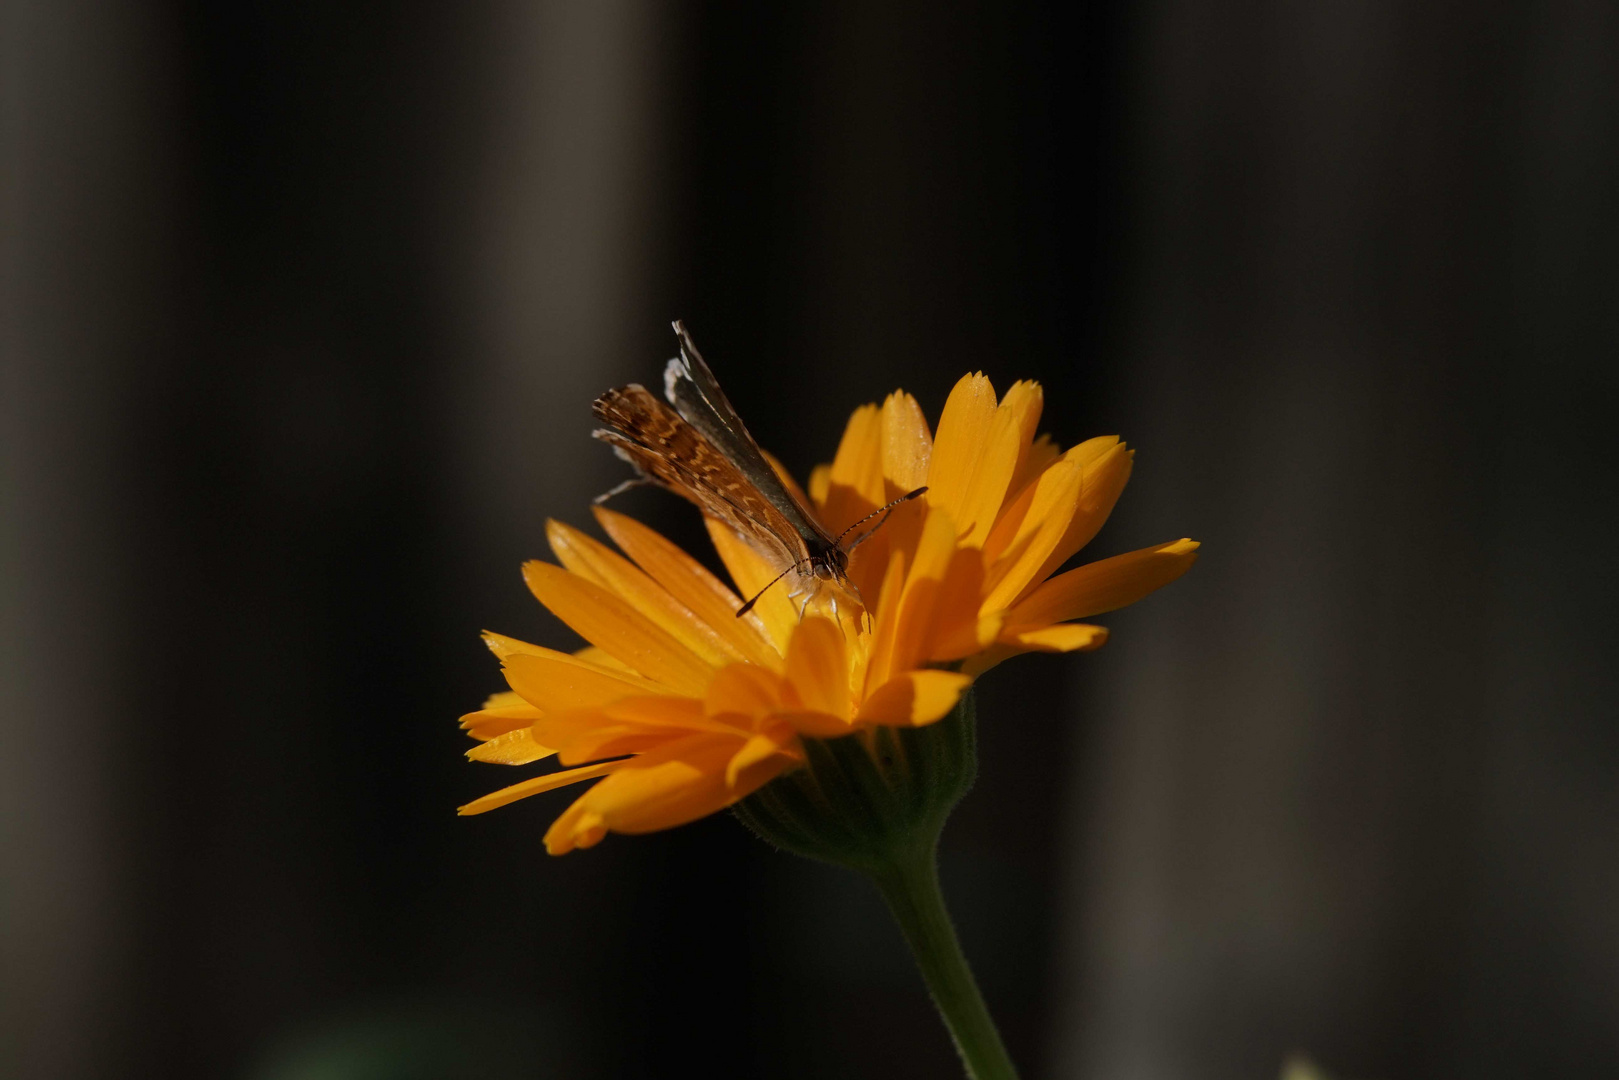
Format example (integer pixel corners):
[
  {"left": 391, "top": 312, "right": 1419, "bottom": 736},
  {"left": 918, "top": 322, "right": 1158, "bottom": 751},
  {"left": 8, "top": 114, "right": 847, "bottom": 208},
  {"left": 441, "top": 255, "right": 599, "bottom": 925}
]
[{"left": 866, "top": 843, "right": 1020, "bottom": 1080}]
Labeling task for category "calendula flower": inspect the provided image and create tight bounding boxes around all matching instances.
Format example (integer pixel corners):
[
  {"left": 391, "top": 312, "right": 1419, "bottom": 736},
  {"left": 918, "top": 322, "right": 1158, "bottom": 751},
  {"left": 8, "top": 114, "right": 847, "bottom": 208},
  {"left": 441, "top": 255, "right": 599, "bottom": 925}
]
[
  {"left": 459, "top": 372, "right": 1196, "bottom": 859},
  {"left": 461, "top": 361, "right": 1199, "bottom": 1080},
  {"left": 457, "top": 508, "right": 972, "bottom": 854}
]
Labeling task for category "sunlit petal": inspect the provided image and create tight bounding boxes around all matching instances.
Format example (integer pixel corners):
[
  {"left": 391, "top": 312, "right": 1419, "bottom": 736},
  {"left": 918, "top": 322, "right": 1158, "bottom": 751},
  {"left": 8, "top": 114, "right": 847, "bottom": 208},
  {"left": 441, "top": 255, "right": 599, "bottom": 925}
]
[
  {"left": 784, "top": 615, "right": 851, "bottom": 719},
  {"left": 880, "top": 391, "right": 933, "bottom": 492},
  {"left": 1008, "top": 539, "right": 1200, "bottom": 629},
  {"left": 522, "top": 560, "right": 714, "bottom": 695},
  {"left": 547, "top": 519, "right": 739, "bottom": 667},
  {"left": 925, "top": 373, "right": 998, "bottom": 525},
  {"left": 501, "top": 647, "right": 666, "bottom": 713},
  {"left": 856, "top": 671, "right": 973, "bottom": 727},
  {"left": 466, "top": 727, "right": 556, "bottom": 765},
  {"left": 592, "top": 507, "right": 780, "bottom": 669},
  {"left": 457, "top": 759, "right": 627, "bottom": 816},
  {"left": 703, "top": 517, "right": 797, "bottom": 655}
]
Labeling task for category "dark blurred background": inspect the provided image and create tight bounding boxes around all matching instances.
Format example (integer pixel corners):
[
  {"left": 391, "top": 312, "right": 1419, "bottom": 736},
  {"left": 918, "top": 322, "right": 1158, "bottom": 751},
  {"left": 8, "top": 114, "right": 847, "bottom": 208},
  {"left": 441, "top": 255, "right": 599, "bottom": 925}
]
[{"left": 4, "top": 2, "right": 1616, "bottom": 1078}]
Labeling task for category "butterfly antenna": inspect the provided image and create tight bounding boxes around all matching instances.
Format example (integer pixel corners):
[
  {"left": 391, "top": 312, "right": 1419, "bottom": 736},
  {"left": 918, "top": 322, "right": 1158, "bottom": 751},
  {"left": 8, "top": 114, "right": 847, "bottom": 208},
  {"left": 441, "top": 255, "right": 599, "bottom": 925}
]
[
  {"left": 836, "top": 486, "right": 928, "bottom": 552},
  {"left": 736, "top": 560, "right": 806, "bottom": 618}
]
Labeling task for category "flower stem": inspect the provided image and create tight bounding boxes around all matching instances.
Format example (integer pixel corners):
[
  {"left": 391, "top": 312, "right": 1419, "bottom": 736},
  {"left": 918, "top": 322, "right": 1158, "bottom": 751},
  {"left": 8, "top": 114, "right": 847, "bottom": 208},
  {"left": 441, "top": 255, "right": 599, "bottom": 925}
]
[{"left": 866, "top": 843, "right": 1020, "bottom": 1080}]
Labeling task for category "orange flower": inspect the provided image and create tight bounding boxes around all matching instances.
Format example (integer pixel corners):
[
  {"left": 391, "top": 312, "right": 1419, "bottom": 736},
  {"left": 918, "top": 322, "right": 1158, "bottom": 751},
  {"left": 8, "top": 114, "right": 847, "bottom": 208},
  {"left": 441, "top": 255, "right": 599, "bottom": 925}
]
[{"left": 459, "top": 373, "right": 1197, "bottom": 853}]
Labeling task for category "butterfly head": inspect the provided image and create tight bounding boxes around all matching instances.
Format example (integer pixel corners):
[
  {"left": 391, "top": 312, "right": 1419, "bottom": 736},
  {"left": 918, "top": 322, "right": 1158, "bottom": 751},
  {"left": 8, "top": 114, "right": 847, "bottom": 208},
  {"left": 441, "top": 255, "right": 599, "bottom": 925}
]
[{"left": 807, "top": 545, "right": 850, "bottom": 585}]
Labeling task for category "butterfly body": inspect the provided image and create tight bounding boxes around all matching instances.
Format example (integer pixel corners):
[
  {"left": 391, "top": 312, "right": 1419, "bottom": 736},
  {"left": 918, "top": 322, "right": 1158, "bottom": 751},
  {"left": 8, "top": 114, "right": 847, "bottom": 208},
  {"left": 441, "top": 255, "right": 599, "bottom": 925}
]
[{"left": 592, "top": 324, "right": 855, "bottom": 606}]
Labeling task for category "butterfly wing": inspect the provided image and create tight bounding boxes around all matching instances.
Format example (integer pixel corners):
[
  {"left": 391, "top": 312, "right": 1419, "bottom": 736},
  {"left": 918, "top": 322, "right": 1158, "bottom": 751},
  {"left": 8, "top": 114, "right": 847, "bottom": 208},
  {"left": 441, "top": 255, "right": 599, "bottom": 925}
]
[
  {"left": 663, "top": 322, "right": 841, "bottom": 555},
  {"left": 592, "top": 384, "right": 809, "bottom": 572}
]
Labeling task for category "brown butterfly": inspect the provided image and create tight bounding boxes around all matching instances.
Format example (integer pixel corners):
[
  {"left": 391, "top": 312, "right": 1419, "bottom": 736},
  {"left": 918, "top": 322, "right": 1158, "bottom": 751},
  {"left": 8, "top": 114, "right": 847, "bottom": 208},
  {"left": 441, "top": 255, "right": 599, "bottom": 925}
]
[{"left": 592, "top": 321, "right": 925, "bottom": 615}]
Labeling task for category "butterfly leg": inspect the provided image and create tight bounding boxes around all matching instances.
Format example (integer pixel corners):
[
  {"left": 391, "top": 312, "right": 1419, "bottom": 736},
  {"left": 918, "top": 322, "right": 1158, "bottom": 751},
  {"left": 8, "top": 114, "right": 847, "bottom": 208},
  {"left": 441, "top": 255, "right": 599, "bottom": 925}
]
[{"left": 593, "top": 476, "right": 649, "bottom": 505}]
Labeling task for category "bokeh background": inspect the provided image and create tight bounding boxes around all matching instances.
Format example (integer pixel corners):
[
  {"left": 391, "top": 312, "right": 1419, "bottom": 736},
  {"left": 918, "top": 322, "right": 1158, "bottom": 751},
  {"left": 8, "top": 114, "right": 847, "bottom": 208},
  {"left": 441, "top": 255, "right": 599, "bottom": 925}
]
[{"left": 5, "top": 2, "right": 1616, "bottom": 1078}]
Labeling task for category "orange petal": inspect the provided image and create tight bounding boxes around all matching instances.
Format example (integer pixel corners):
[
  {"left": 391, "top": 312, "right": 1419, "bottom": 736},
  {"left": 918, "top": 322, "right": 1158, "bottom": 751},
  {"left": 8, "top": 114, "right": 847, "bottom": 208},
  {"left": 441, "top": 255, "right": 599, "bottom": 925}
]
[
  {"left": 556, "top": 729, "right": 686, "bottom": 766},
  {"left": 457, "top": 759, "right": 626, "bottom": 816},
  {"left": 592, "top": 507, "right": 781, "bottom": 669},
  {"left": 1008, "top": 539, "right": 1200, "bottom": 629},
  {"left": 500, "top": 647, "right": 665, "bottom": 712},
  {"left": 482, "top": 690, "right": 527, "bottom": 710},
  {"left": 1067, "top": 434, "right": 1120, "bottom": 468},
  {"left": 460, "top": 699, "right": 544, "bottom": 741},
  {"left": 784, "top": 615, "right": 851, "bottom": 719},
  {"left": 808, "top": 463, "right": 832, "bottom": 508},
  {"left": 822, "top": 403, "right": 885, "bottom": 533},
  {"left": 960, "top": 622, "right": 1109, "bottom": 678},
  {"left": 601, "top": 694, "right": 733, "bottom": 732},
  {"left": 955, "top": 381, "right": 1039, "bottom": 547},
  {"left": 547, "top": 519, "right": 740, "bottom": 668},
  {"left": 869, "top": 507, "right": 958, "bottom": 685},
  {"left": 925, "top": 373, "right": 998, "bottom": 526},
  {"left": 725, "top": 723, "right": 800, "bottom": 787},
  {"left": 775, "top": 709, "right": 858, "bottom": 738},
  {"left": 921, "top": 546, "right": 991, "bottom": 662},
  {"left": 543, "top": 734, "right": 784, "bottom": 853},
  {"left": 881, "top": 391, "right": 933, "bottom": 492},
  {"left": 572, "top": 644, "right": 637, "bottom": 672},
  {"left": 466, "top": 727, "right": 556, "bottom": 765},
  {"left": 522, "top": 560, "right": 715, "bottom": 695},
  {"left": 1008, "top": 622, "right": 1109, "bottom": 653},
  {"left": 980, "top": 458, "right": 1084, "bottom": 612},
  {"left": 932, "top": 607, "right": 1005, "bottom": 662},
  {"left": 1027, "top": 440, "right": 1134, "bottom": 591},
  {"left": 704, "top": 517, "right": 797, "bottom": 655},
  {"left": 856, "top": 670, "right": 973, "bottom": 727},
  {"left": 1005, "top": 433, "right": 1061, "bottom": 507},
  {"left": 861, "top": 546, "right": 910, "bottom": 695},
  {"left": 482, "top": 631, "right": 549, "bottom": 659},
  {"left": 705, "top": 663, "right": 786, "bottom": 721}
]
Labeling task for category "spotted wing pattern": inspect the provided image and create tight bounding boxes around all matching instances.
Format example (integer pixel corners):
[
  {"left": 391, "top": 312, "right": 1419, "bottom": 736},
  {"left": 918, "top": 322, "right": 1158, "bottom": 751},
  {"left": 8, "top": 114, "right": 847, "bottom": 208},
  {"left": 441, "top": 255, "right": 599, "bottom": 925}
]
[{"left": 592, "top": 384, "right": 808, "bottom": 572}]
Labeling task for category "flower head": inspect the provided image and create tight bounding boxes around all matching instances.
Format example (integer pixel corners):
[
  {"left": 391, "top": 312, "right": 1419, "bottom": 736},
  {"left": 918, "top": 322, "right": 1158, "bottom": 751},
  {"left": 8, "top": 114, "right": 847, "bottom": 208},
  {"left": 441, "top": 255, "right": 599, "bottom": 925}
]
[{"left": 459, "top": 373, "right": 1197, "bottom": 853}]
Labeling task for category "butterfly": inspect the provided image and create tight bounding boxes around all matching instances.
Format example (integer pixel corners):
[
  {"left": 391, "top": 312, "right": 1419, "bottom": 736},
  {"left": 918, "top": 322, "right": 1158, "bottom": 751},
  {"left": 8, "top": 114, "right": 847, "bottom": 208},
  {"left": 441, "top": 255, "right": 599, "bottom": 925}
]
[{"left": 592, "top": 321, "right": 926, "bottom": 615}]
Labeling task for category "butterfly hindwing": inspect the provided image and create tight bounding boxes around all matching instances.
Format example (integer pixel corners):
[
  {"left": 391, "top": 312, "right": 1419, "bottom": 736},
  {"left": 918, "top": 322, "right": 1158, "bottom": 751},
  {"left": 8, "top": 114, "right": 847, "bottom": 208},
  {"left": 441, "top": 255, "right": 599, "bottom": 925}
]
[{"left": 591, "top": 384, "right": 808, "bottom": 571}]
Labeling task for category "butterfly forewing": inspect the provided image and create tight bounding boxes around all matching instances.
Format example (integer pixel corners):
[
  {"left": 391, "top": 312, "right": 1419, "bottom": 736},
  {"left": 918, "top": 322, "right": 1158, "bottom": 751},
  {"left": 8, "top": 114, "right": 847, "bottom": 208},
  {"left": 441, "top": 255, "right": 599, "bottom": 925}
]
[{"left": 663, "top": 322, "right": 842, "bottom": 556}]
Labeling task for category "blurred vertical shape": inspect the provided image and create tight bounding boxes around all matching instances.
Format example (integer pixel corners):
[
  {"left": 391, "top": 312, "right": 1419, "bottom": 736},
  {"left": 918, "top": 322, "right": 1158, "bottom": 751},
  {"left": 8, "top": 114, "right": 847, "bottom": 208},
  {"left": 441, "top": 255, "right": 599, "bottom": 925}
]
[
  {"left": 0, "top": 0, "right": 177, "bottom": 1077},
  {"left": 1052, "top": 2, "right": 1619, "bottom": 1079},
  {"left": 455, "top": 0, "right": 674, "bottom": 583}
]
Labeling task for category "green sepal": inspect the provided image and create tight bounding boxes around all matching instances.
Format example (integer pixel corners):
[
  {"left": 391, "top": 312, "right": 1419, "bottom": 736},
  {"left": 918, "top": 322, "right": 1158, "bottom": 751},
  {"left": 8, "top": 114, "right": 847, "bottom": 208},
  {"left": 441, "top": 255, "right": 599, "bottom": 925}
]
[{"left": 733, "top": 688, "right": 977, "bottom": 873}]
